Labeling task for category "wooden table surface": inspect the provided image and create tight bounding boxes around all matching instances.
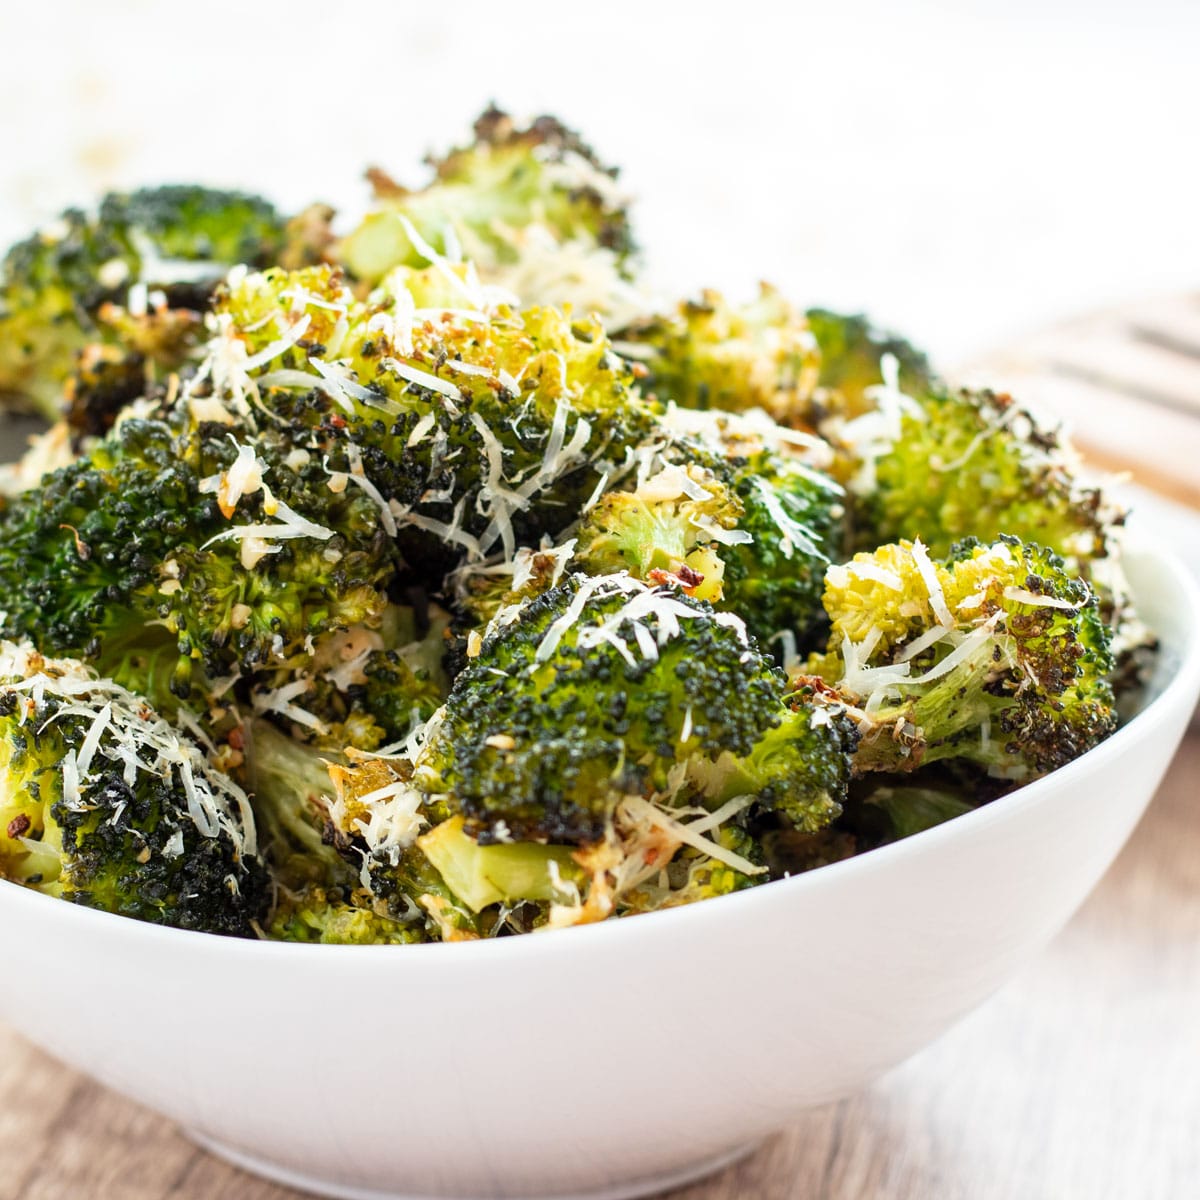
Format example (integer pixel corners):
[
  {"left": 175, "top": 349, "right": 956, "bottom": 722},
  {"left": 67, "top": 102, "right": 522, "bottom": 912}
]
[{"left": 2, "top": 299, "right": 1199, "bottom": 1200}]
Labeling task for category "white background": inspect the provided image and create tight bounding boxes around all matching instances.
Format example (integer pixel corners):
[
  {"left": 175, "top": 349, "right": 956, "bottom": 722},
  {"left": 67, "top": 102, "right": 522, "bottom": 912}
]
[{"left": 2, "top": 0, "right": 1198, "bottom": 367}]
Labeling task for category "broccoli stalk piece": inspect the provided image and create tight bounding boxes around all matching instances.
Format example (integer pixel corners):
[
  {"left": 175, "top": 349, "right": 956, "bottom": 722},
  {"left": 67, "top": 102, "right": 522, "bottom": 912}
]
[
  {"left": 417, "top": 816, "right": 581, "bottom": 913},
  {"left": 0, "top": 186, "right": 291, "bottom": 421},
  {"left": 336, "top": 106, "right": 638, "bottom": 322},
  {"left": 804, "top": 536, "right": 1117, "bottom": 781},
  {"left": 0, "top": 641, "right": 267, "bottom": 934},
  {"left": 242, "top": 718, "right": 355, "bottom": 893}
]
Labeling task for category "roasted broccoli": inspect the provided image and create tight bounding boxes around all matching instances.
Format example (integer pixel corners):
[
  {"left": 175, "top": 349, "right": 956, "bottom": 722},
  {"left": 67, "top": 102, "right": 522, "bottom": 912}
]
[
  {"left": 0, "top": 109, "right": 1148, "bottom": 945},
  {"left": 831, "top": 380, "right": 1115, "bottom": 567},
  {"left": 0, "top": 407, "right": 398, "bottom": 700},
  {"left": 804, "top": 307, "right": 932, "bottom": 418},
  {"left": 268, "top": 884, "right": 426, "bottom": 944},
  {"left": 0, "top": 641, "right": 266, "bottom": 933},
  {"left": 615, "top": 285, "right": 821, "bottom": 425},
  {"left": 336, "top": 106, "right": 641, "bottom": 324},
  {"left": 0, "top": 186, "right": 290, "bottom": 421},
  {"left": 804, "top": 535, "right": 1117, "bottom": 780},
  {"left": 320, "top": 573, "right": 855, "bottom": 931},
  {"left": 456, "top": 413, "right": 846, "bottom": 651},
  {"left": 208, "top": 261, "right": 654, "bottom": 574},
  {"left": 248, "top": 603, "right": 452, "bottom": 753}
]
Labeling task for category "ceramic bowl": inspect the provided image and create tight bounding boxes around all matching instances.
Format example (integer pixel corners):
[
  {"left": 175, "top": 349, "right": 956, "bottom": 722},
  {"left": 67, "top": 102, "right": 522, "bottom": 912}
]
[{"left": 0, "top": 540, "right": 1197, "bottom": 1200}]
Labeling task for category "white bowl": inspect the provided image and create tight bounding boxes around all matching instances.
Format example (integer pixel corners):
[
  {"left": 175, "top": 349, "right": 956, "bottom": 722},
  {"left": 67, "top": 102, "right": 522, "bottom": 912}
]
[{"left": 1, "top": 541, "right": 1197, "bottom": 1200}]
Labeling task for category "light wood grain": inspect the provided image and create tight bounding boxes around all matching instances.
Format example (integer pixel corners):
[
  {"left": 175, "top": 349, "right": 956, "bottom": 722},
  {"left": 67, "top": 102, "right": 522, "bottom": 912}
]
[
  {"left": 2, "top": 733, "right": 1197, "bottom": 1200},
  {"left": 965, "top": 293, "right": 1200, "bottom": 510}
]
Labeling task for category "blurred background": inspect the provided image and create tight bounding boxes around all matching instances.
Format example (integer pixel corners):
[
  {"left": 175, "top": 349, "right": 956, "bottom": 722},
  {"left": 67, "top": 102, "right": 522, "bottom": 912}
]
[
  {"left": 3, "top": 0, "right": 1199, "bottom": 553},
  {"left": 3, "top": 0, "right": 1198, "bottom": 363}
]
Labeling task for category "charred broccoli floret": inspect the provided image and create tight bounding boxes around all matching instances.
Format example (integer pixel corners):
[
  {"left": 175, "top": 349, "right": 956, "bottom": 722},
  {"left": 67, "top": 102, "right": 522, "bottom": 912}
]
[
  {"left": 616, "top": 285, "right": 821, "bottom": 425},
  {"left": 0, "top": 408, "right": 398, "bottom": 699},
  {"left": 804, "top": 535, "right": 1117, "bottom": 780},
  {"left": 0, "top": 186, "right": 289, "bottom": 420},
  {"left": 719, "top": 450, "right": 846, "bottom": 649},
  {"left": 416, "top": 572, "right": 852, "bottom": 845},
  {"left": 455, "top": 412, "right": 846, "bottom": 651},
  {"left": 0, "top": 641, "right": 266, "bottom": 933},
  {"left": 248, "top": 604, "right": 452, "bottom": 752},
  {"left": 208, "top": 262, "right": 654, "bottom": 574},
  {"left": 832, "top": 380, "right": 1114, "bottom": 567},
  {"left": 319, "top": 573, "right": 854, "bottom": 930},
  {"left": 268, "top": 884, "right": 426, "bottom": 944},
  {"left": 337, "top": 106, "right": 639, "bottom": 322}
]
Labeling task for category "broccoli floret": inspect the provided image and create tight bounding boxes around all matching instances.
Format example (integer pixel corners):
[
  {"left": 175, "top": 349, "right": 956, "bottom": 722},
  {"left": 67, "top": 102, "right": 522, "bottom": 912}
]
[
  {"left": 415, "top": 572, "right": 851, "bottom": 845},
  {"left": 572, "top": 462, "right": 740, "bottom": 604},
  {"left": 268, "top": 884, "right": 427, "bottom": 944},
  {"left": 837, "top": 383, "right": 1115, "bottom": 567},
  {"left": 719, "top": 450, "right": 846, "bottom": 648},
  {"left": 316, "top": 572, "right": 854, "bottom": 933},
  {"left": 249, "top": 604, "right": 452, "bottom": 752},
  {"left": 0, "top": 641, "right": 266, "bottom": 934},
  {"left": 0, "top": 186, "right": 289, "bottom": 420},
  {"left": 616, "top": 285, "right": 821, "bottom": 425},
  {"left": 804, "top": 307, "right": 932, "bottom": 417},
  {"left": 64, "top": 305, "right": 202, "bottom": 439},
  {"left": 453, "top": 432, "right": 845, "bottom": 651},
  {"left": 336, "top": 106, "right": 637, "bottom": 321},
  {"left": 0, "top": 408, "right": 398, "bottom": 699},
  {"left": 804, "top": 535, "right": 1117, "bottom": 781},
  {"left": 210, "top": 263, "right": 655, "bottom": 575}
]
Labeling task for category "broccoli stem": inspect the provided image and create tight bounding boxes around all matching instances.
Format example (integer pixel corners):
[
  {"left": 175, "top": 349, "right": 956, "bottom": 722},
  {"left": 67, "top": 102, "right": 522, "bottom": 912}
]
[
  {"left": 417, "top": 817, "right": 582, "bottom": 913},
  {"left": 850, "top": 646, "right": 1004, "bottom": 773}
]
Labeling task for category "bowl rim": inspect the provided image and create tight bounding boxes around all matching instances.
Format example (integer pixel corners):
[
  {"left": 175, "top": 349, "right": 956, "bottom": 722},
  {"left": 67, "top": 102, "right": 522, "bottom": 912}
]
[{"left": 2, "top": 537, "right": 1198, "bottom": 964}]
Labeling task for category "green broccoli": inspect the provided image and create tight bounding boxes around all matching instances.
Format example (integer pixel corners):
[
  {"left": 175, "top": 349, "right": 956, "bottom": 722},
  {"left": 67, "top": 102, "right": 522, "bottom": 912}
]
[
  {"left": 206, "top": 262, "right": 655, "bottom": 575},
  {"left": 833, "top": 382, "right": 1114, "bottom": 568},
  {"left": 804, "top": 535, "right": 1117, "bottom": 781},
  {"left": 336, "top": 106, "right": 638, "bottom": 322},
  {"left": 0, "top": 641, "right": 266, "bottom": 934},
  {"left": 455, "top": 416, "right": 846, "bottom": 652},
  {"left": 268, "top": 884, "right": 426, "bottom": 944},
  {"left": 0, "top": 186, "right": 290, "bottom": 421},
  {"left": 422, "top": 572, "right": 852, "bottom": 846},
  {"left": 0, "top": 406, "right": 399, "bottom": 701},
  {"left": 319, "top": 572, "right": 856, "bottom": 931},
  {"left": 615, "top": 285, "right": 822, "bottom": 425},
  {"left": 248, "top": 603, "right": 452, "bottom": 752},
  {"left": 804, "top": 307, "right": 932, "bottom": 418},
  {"left": 719, "top": 450, "right": 846, "bottom": 648}
]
